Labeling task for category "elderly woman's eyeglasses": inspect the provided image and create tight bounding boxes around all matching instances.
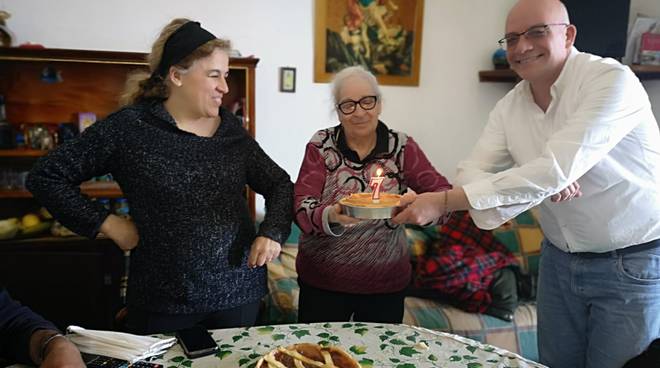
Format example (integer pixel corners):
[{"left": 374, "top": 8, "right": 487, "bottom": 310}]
[
  {"left": 498, "top": 23, "right": 569, "bottom": 49},
  {"left": 337, "top": 96, "right": 378, "bottom": 115}
]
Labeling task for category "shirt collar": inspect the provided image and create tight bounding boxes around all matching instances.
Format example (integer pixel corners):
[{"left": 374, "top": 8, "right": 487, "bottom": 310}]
[
  {"left": 337, "top": 121, "right": 389, "bottom": 163},
  {"left": 518, "top": 47, "right": 580, "bottom": 104},
  {"left": 550, "top": 47, "right": 579, "bottom": 98}
]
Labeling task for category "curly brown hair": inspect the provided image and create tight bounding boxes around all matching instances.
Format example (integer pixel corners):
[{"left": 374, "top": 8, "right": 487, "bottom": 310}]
[{"left": 119, "top": 18, "right": 231, "bottom": 106}]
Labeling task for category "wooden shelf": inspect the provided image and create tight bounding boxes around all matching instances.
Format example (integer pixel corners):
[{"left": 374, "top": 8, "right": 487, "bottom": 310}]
[
  {"left": 479, "top": 64, "right": 660, "bottom": 82},
  {"left": 79, "top": 182, "right": 123, "bottom": 197},
  {"left": 0, "top": 46, "right": 259, "bottom": 67},
  {"left": 631, "top": 65, "right": 660, "bottom": 80},
  {"left": 0, "top": 182, "right": 123, "bottom": 198},
  {"left": 0, "top": 190, "right": 32, "bottom": 198},
  {"left": 0, "top": 149, "right": 48, "bottom": 157},
  {"left": 478, "top": 69, "right": 519, "bottom": 83},
  {"left": 0, "top": 234, "right": 112, "bottom": 246}
]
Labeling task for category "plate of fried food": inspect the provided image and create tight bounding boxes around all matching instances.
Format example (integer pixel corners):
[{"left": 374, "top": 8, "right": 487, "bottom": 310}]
[{"left": 256, "top": 343, "right": 361, "bottom": 368}]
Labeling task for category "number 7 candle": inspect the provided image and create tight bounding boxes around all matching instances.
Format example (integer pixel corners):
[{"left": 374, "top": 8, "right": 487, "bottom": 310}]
[{"left": 369, "top": 167, "right": 385, "bottom": 203}]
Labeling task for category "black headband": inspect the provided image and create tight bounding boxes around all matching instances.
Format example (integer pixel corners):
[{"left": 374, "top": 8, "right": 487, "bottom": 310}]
[{"left": 156, "top": 21, "right": 216, "bottom": 77}]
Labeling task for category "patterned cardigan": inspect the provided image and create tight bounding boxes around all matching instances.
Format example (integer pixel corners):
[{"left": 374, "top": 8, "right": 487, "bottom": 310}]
[{"left": 294, "top": 122, "right": 451, "bottom": 294}]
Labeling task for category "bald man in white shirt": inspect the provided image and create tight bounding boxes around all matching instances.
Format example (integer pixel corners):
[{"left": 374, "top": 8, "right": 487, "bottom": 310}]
[{"left": 393, "top": 0, "right": 660, "bottom": 367}]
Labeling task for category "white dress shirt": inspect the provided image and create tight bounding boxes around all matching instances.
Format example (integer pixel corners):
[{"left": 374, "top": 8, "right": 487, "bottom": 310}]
[{"left": 456, "top": 48, "right": 660, "bottom": 252}]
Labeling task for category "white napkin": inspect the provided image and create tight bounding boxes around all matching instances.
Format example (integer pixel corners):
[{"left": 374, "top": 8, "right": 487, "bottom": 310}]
[{"left": 66, "top": 325, "right": 177, "bottom": 363}]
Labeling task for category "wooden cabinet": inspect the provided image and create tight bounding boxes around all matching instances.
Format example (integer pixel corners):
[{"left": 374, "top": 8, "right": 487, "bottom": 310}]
[
  {"left": 0, "top": 237, "right": 125, "bottom": 330},
  {"left": 0, "top": 47, "right": 258, "bottom": 216},
  {"left": 0, "top": 47, "right": 259, "bottom": 329}
]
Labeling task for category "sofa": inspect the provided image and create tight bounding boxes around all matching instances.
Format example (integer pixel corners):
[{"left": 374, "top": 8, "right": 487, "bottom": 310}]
[{"left": 261, "top": 210, "right": 544, "bottom": 361}]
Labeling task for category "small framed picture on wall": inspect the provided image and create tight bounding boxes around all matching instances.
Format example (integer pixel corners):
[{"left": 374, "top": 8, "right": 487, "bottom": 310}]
[{"left": 279, "top": 67, "right": 296, "bottom": 93}]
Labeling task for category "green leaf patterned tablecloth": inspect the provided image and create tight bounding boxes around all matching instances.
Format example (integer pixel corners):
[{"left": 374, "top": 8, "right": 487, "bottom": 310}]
[{"left": 155, "top": 322, "right": 546, "bottom": 368}]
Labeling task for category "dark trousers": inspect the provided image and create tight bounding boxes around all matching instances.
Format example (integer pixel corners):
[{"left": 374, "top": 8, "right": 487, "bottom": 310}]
[
  {"left": 297, "top": 279, "right": 405, "bottom": 324},
  {"left": 127, "top": 301, "right": 260, "bottom": 335}
]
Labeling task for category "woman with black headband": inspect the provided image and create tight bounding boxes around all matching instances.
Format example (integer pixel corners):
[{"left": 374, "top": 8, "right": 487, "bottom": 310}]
[{"left": 26, "top": 18, "right": 293, "bottom": 334}]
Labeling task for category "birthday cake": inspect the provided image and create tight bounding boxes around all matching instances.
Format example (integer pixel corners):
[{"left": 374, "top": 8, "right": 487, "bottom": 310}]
[
  {"left": 256, "top": 343, "right": 361, "bottom": 368},
  {"left": 339, "top": 193, "right": 401, "bottom": 208}
]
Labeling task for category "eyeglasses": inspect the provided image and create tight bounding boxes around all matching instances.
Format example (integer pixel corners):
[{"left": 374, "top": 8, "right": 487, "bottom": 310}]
[
  {"left": 498, "top": 23, "right": 569, "bottom": 49},
  {"left": 336, "top": 95, "right": 378, "bottom": 115}
]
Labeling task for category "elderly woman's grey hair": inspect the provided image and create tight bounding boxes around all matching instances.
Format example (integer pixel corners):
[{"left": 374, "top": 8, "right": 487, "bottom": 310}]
[{"left": 331, "top": 65, "right": 382, "bottom": 105}]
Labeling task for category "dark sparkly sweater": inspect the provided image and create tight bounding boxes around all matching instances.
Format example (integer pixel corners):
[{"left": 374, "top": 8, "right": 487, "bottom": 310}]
[{"left": 26, "top": 100, "right": 293, "bottom": 314}]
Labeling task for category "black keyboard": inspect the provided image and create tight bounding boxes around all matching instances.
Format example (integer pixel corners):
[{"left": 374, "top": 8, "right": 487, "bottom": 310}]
[{"left": 81, "top": 352, "right": 164, "bottom": 368}]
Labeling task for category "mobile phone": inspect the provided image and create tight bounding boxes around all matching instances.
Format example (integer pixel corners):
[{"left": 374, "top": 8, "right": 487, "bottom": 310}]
[{"left": 175, "top": 325, "right": 219, "bottom": 359}]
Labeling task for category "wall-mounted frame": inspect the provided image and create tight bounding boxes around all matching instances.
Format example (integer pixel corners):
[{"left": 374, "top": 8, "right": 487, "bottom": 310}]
[
  {"left": 314, "top": 0, "right": 424, "bottom": 86},
  {"left": 279, "top": 67, "right": 296, "bottom": 93}
]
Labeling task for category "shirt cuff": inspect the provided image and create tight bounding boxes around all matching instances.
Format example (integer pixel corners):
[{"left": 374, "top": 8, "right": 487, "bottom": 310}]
[
  {"left": 463, "top": 180, "right": 501, "bottom": 209},
  {"left": 462, "top": 180, "right": 537, "bottom": 209},
  {"left": 322, "top": 206, "right": 346, "bottom": 237},
  {"left": 463, "top": 180, "right": 541, "bottom": 230}
]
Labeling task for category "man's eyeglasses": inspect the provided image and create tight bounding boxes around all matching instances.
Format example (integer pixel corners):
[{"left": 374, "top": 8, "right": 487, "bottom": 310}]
[
  {"left": 498, "top": 23, "right": 569, "bottom": 49},
  {"left": 337, "top": 95, "right": 378, "bottom": 115}
]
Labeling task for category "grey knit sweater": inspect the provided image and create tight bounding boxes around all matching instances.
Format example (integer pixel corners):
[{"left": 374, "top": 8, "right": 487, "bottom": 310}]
[{"left": 26, "top": 100, "right": 293, "bottom": 314}]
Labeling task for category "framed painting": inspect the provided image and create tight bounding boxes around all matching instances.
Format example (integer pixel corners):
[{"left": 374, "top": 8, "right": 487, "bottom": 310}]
[{"left": 314, "top": 0, "right": 424, "bottom": 86}]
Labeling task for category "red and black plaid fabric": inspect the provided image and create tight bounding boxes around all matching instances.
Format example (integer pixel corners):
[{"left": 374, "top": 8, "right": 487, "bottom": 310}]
[{"left": 413, "top": 211, "right": 518, "bottom": 313}]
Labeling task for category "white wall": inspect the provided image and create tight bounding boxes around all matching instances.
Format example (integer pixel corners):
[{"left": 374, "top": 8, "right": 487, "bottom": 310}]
[{"left": 2, "top": 0, "right": 659, "bottom": 215}]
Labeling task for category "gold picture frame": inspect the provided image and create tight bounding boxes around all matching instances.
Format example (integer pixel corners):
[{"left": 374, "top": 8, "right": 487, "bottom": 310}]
[{"left": 314, "top": 0, "right": 424, "bottom": 86}]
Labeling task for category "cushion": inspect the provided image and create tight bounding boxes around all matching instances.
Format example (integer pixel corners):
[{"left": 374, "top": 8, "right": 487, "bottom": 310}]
[
  {"left": 406, "top": 209, "right": 543, "bottom": 276},
  {"left": 407, "top": 211, "right": 519, "bottom": 314},
  {"left": 262, "top": 245, "right": 299, "bottom": 324},
  {"left": 491, "top": 209, "right": 543, "bottom": 276},
  {"left": 403, "top": 296, "right": 538, "bottom": 361}
]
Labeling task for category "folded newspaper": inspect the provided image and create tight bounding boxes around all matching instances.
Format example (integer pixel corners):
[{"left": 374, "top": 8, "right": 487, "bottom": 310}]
[{"left": 66, "top": 325, "right": 177, "bottom": 363}]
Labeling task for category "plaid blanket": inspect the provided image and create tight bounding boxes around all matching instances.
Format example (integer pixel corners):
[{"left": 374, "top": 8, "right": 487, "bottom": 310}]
[{"left": 413, "top": 211, "right": 518, "bottom": 313}]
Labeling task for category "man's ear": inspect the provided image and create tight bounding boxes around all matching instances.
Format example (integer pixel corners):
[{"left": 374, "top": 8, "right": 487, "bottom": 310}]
[
  {"left": 565, "top": 24, "right": 577, "bottom": 49},
  {"left": 168, "top": 67, "right": 183, "bottom": 87}
]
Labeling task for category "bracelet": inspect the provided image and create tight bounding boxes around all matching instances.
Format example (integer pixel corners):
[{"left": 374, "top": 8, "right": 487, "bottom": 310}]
[
  {"left": 39, "top": 333, "right": 65, "bottom": 364},
  {"left": 440, "top": 190, "right": 452, "bottom": 224}
]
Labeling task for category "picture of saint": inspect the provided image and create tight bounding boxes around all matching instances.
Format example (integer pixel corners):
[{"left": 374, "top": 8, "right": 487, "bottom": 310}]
[{"left": 315, "top": 0, "right": 424, "bottom": 85}]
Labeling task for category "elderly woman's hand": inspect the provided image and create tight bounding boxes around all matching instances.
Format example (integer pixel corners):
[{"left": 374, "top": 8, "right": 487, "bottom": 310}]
[
  {"left": 248, "top": 236, "right": 282, "bottom": 268},
  {"left": 328, "top": 204, "right": 361, "bottom": 226}
]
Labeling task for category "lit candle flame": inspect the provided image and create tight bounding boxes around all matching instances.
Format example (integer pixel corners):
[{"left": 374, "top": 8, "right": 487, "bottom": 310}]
[{"left": 370, "top": 166, "right": 385, "bottom": 203}]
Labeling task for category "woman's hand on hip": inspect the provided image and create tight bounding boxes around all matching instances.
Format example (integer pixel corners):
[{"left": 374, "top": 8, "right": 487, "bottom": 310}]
[
  {"left": 100, "top": 214, "right": 139, "bottom": 251},
  {"left": 248, "top": 236, "right": 282, "bottom": 268}
]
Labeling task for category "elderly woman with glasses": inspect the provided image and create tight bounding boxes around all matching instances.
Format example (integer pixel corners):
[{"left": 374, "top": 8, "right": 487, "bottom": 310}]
[{"left": 293, "top": 66, "right": 451, "bottom": 323}]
